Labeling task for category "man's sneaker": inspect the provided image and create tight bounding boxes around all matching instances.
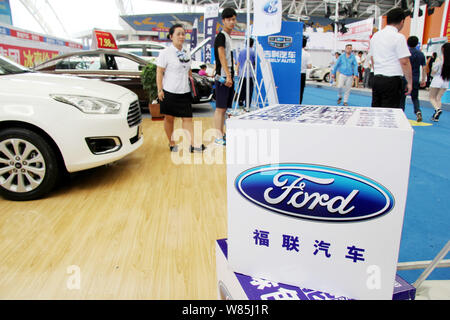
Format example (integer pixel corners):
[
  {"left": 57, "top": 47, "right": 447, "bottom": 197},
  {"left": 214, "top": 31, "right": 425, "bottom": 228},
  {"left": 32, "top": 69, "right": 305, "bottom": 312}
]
[
  {"left": 431, "top": 109, "right": 442, "bottom": 122},
  {"left": 416, "top": 111, "right": 422, "bottom": 122},
  {"left": 215, "top": 138, "right": 226, "bottom": 146},
  {"left": 190, "top": 144, "right": 206, "bottom": 153}
]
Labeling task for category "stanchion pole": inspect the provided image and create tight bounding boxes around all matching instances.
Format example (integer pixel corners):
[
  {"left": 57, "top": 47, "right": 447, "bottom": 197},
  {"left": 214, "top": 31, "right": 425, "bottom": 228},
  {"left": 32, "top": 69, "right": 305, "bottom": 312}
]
[{"left": 413, "top": 240, "right": 450, "bottom": 289}]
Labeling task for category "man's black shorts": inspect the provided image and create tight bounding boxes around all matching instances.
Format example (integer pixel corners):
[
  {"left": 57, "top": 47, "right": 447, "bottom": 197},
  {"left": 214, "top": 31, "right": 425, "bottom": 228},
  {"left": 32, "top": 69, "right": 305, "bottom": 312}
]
[{"left": 215, "top": 80, "right": 234, "bottom": 109}]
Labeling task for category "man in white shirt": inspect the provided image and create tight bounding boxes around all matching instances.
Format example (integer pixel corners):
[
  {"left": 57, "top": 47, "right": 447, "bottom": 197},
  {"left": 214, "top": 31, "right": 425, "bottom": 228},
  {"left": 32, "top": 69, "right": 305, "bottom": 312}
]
[
  {"left": 300, "top": 36, "right": 312, "bottom": 104},
  {"left": 369, "top": 8, "right": 412, "bottom": 109},
  {"left": 363, "top": 52, "right": 373, "bottom": 88}
]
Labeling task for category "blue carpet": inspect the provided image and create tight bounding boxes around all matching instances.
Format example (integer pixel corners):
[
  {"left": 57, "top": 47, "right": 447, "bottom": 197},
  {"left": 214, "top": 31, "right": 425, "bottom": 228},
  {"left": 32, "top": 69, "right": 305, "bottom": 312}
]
[{"left": 213, "top": 85, "right": 449, "bottom": 284}]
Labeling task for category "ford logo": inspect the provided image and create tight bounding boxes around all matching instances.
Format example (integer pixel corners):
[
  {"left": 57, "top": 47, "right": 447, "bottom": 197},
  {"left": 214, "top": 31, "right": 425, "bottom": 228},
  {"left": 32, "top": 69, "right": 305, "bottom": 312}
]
[
  {"left": 235, "top": 164, "right": 394, "bottom": 222},
  {"left": 263, "top": 0, "right": 279, "bottom": 15}
]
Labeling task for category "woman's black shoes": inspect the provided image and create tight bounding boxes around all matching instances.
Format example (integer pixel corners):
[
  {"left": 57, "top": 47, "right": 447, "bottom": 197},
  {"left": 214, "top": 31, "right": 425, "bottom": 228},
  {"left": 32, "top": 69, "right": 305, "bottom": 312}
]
[
  {"left": 190, "top": 144, "right": 206, "bottom": 153},
  {"left": 169, "top": 144, "right": 178, "bottom": 152},
  {"left": 170, "top": 144, "right": 206, "bottom": 153},
  {"left": 431, "top": 109, "right": 442, "bottom": 122}
]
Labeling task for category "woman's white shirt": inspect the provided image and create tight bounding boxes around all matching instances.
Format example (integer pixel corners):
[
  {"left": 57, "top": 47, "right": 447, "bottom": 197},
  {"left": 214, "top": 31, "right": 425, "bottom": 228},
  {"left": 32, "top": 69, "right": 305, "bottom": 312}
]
[
  {"left": 430, "top": 58, "right": 449, "bottom": 88},
  {"left": 156, "top": 45, "right": 191, "bottom": 94}
]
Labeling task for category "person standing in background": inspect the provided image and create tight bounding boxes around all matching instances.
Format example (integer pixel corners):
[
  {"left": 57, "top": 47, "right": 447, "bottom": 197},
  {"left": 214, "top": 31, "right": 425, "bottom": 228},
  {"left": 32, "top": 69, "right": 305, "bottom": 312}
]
[
  {"left": 156, "top": 24, "right": 205, "bottom": 153},
  {"left": 331, "top": 44, "right": 359, "bottom": 106},
  {"left": 399, "top": 36, "right": 427, "bottom": 122},
  {"left": 330, "top": 52, "right": 341, "bottom": 87},
  {"left": 426, "top": 52, "right": 437, "bottom": 88},
  {"left": 355, "top": 51, "right": 364, "bottom": 87},
  {"left": 363, "top": 52, "right": 373, "bottom": 88},
  {"left": 213, "top": 7, "right": 237, "bottom": 146},
  {"left": 429, "top": 43, "right": 450, "bottom": 122},
  {"left": 300, "top": 36, "right": 312, "bottom": 104},
  {"left": 369, "top": 8, "right": 412, "bottom": 109},
  {"left": 198, "top": 64, "right": 208, "bottom": 76}
]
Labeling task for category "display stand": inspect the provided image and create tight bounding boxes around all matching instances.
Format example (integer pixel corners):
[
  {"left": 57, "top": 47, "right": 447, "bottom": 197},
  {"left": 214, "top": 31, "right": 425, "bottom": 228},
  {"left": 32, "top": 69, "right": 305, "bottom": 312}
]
[
  {"left": 231, "top": 40, "right": 278, "bottom": 116},
  {"left": 216, "top": 239, "right": 416, "bottom": 300},
  {"left": 225, "top": 104, "right": 414, "bottom": 299},
  {"left": 397, "top": 240, "right": 450, "bottom": 289},
  {"left": 231, "top": 44, "right": 262, "bottom": 114}
]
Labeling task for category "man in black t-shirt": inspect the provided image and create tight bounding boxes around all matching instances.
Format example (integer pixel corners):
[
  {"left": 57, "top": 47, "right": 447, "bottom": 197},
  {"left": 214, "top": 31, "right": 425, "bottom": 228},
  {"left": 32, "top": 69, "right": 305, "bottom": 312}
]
[{"left": 213, "top": 7, "right": 236, "bottom": 146}]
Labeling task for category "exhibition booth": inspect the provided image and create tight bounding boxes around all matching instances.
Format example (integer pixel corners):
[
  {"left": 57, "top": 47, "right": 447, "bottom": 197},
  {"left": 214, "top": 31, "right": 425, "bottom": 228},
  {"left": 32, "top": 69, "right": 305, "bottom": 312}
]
[{"left": 1, "top": 0, "right": 449, "bottom": 303}]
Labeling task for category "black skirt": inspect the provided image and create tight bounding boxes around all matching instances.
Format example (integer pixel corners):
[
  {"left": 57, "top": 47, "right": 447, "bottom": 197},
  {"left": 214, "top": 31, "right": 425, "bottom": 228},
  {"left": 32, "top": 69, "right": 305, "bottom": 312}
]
[{"left": 159, "top": 90, "right": 193, "bottom": 118}]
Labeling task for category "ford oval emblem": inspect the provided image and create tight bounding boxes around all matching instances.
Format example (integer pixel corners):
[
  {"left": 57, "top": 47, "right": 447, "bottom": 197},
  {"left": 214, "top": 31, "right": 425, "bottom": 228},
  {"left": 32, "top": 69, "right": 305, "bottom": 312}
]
[
  {"left": 235, "top": 164, "right": 395, "bottom": 222},
  {"left": 263, "top": 0, "right": 279, "bottom": 15}
]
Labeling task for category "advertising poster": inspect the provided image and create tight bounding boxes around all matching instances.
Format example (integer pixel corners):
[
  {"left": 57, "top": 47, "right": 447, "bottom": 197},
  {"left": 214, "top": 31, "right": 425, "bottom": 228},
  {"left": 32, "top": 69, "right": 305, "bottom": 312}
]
[
  {"left": 0, "top": 23, "right": 83, "bottom": 67},
  {"left": 0, "top": 43, "right": 59, "bottom": 67},
  {"left": 443, "top": 1, "right": 450, "bottom": 42},
  {"left": 338, "top": 18, "right": 373, "bottom": 42},
  {"left": 91, "top": 30, "right": 118, "bottom": 50},
  {"left": 204, "top": 3, "right": 219, "bottom": 64},
  {"left": 0, "top": 0, "right": 12, "bottom": 25},
  {"left": 252, "top": 0, "right": 282, "bottom": 36},
  {"left": 257, "top": 21, "right": 303, "bottom": 104},
  {"left": 190, "top": 18, "right": 198, "bottom": 53}
]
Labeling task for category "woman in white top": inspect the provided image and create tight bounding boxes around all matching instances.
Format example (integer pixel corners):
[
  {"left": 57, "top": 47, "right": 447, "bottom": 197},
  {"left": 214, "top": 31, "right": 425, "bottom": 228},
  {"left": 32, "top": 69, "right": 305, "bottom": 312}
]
[
  {"left": 429, "top": 43, "right": 450, "bottom": 122},
  {"left": 156, "top": 24, "right": 205, "bottom": 152}
]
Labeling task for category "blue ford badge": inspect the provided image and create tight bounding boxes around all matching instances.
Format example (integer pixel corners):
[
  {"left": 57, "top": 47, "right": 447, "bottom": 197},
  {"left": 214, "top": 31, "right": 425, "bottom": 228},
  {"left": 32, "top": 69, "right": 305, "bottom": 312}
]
[
  {"left": 263, "top": 0, "right": 279, "bottom": 15},
  {"left": 235, "top": 164, "right": 394, "bottom": 222}
]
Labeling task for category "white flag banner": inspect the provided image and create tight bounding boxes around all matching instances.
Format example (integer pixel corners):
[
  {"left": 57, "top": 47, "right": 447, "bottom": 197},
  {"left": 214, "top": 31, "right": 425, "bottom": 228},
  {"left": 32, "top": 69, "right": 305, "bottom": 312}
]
[
  {"left": 252, "top": 0, "right": 282, "bottom": 36},
  {"left": 337, "top": 18, "right": 373, "bottom": 42}
]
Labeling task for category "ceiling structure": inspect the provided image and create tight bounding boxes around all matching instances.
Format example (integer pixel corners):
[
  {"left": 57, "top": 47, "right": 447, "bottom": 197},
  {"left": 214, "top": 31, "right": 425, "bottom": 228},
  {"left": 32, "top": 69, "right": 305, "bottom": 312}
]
[
  {"left": 141, "top": 0, "right": 432, "bottom": 19},
  {"left": 17, "top": 0, "right": 444, "bottom": 38}
]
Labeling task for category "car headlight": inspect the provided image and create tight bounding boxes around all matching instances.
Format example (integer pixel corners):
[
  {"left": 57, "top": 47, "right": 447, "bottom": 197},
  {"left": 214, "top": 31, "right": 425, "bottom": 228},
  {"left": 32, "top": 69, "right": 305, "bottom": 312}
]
[{"left": 50, "top": 94, "right": 121, "bottom": 114}]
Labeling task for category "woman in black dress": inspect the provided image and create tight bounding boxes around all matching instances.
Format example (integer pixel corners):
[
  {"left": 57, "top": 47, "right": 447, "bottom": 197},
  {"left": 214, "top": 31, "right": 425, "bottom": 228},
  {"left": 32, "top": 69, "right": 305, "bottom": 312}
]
[{"left": 156, "top": 24, "right": 205, "bottom": 153}]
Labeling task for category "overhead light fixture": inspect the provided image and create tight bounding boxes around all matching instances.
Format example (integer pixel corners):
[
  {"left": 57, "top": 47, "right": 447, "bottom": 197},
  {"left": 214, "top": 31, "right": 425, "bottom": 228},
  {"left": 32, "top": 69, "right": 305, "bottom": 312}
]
[
  {"left": 287, "top": 14, "right": 310, "bottom": 21},
  {"left": 323, "top": 0, "right": 352, "bottom": 3}
]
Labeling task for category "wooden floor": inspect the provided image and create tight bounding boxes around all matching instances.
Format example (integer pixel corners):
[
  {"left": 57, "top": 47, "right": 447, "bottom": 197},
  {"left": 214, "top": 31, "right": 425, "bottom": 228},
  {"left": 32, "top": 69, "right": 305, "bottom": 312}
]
[{"left": 0, "top": 117, "right": 228, "bottom": 299}]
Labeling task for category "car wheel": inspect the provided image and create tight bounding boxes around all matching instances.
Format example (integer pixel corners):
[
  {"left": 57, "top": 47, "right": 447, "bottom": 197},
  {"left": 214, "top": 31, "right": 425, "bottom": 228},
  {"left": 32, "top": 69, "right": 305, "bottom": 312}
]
[
  {"left": 324, "top": 73, "right": 330, "bottom": 83},
  {"left": 0, "top": 128, "right": 60, "bottom": 201}
]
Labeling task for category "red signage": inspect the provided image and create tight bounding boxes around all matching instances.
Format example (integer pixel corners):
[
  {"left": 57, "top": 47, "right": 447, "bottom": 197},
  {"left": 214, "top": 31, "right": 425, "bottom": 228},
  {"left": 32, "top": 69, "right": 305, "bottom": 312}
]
[
  {"left": 0, "top": 43, "right": 59, "bottom": 67},
  {"left": 444, "top": 3, "right": 450, "bottom": 42},
  {"left": 93, "top": 30, "right": 118, "bottom": 49}
]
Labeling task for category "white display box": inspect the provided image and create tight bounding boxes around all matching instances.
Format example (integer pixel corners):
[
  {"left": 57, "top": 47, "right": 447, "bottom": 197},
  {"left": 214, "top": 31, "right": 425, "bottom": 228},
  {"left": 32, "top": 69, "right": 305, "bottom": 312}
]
[{"left": 226, "top": 105, "right": 414, "bottom": 300}]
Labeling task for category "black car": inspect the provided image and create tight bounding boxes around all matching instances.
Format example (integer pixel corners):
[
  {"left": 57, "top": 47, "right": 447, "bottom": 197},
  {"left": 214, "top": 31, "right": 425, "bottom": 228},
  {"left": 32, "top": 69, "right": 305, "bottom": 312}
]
[{"left": 33, "top": 49, "right": 213, "bottom": 112}]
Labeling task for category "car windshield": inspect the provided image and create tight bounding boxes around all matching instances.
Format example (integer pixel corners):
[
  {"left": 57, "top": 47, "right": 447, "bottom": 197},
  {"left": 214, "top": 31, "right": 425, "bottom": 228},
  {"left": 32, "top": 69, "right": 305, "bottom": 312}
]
[{"left": 0, "top": 56, "right": 30, "bottom": 75}]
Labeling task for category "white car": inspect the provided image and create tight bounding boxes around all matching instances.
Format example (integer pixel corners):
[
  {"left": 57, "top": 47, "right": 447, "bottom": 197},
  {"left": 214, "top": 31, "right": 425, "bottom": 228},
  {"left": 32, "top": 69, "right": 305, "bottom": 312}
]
[
  {"left": 0, "top": 55, "right": 143, "bottom": 201},
  {"left": 117, "top": 41, "right": 165, "bottom": 63},
  {"left": 307, "top": 65, "right": 331, "bottom": 83}
]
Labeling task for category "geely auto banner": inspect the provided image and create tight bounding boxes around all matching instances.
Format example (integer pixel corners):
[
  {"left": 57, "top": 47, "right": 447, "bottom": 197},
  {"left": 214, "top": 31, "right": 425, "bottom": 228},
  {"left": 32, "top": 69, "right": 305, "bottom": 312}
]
[
  {"left": 226, "top": 105, "right": 414, "bottom": 300},
  {"left": 256, "top": 21, "right": 302, "bottom": 104}
]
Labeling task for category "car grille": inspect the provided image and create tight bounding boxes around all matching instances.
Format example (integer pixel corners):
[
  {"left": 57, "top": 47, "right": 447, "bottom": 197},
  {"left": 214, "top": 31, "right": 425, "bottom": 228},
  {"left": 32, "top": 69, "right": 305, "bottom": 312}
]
[{"left": 127, "top": 100, "right": 142, "bottom": 127}]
